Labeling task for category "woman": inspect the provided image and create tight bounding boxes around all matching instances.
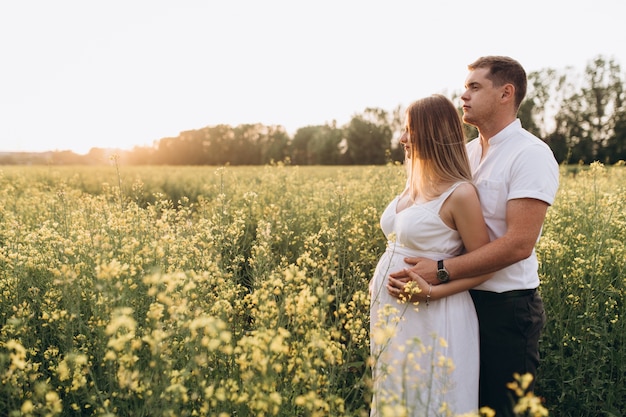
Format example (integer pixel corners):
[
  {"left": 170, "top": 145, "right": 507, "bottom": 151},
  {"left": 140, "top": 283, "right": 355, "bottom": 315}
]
[{"left": 369, "top": 94, "right": 491, "bottom": 416}]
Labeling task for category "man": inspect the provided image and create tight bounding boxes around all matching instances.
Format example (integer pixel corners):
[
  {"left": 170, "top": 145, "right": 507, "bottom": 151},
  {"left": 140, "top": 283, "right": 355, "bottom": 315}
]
[{"left": 388, "top": 56, "right": 559, "bottom": 416}]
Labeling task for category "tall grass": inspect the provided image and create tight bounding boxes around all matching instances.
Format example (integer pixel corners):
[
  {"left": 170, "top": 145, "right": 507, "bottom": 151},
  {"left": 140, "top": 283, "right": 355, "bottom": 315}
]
[
  {"left": 536, "top": 161, "right": 626, "bottom": 417},
  {"left": 0, "top": 164, "right": 399, "bottom": 416},
  {"left": 0, "top": 162, "right": 623, "bottom": 416}
]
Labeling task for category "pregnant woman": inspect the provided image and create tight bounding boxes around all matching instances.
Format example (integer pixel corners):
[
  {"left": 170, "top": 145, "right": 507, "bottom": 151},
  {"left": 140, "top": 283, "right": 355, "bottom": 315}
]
[{"left": 369, "top": 94, "right": 492, "bottom": 416}]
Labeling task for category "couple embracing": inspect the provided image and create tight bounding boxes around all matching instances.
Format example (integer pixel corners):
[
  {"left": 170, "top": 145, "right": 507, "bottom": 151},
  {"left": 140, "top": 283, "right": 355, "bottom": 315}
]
[{"left": 369, "top": 56, "right": 559, "bottom": 417}]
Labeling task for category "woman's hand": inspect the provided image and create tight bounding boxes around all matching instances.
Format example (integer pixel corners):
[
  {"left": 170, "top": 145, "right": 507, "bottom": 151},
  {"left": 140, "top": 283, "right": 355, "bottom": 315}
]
[{"left": 387, "top": 269, "right": 430, "bottom": 303}]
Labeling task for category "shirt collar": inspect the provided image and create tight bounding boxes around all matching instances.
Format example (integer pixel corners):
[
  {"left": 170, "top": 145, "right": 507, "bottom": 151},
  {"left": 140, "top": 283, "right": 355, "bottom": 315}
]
[{"left": 487, "top": 119, "right": 521, "bottom": 145}]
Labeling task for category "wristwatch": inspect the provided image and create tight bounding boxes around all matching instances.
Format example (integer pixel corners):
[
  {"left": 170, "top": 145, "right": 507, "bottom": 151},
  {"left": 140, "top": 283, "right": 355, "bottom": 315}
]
[{"left": 436, "top": 260, "right": 450, "bottom": 283}]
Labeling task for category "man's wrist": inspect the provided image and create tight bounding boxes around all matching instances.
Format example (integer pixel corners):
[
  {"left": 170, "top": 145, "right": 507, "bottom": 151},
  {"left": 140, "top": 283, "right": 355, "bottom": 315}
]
[{"left": 436, "top": 259, "right": 450, "bottom": 283}]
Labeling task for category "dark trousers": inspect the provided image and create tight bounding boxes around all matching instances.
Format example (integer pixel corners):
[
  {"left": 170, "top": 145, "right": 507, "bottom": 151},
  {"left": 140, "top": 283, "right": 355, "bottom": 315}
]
[{"left": 470, "top": 288, "right": 546, "bottom": 417}]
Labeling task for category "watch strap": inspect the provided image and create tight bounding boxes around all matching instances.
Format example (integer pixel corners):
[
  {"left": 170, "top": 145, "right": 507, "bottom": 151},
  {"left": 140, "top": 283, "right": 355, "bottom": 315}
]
[{"left": 437, "top": 259, "right": 444, "bottom": 270}]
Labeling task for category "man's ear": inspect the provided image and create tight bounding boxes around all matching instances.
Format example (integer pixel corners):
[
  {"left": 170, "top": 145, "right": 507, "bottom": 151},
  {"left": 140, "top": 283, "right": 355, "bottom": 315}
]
[{"left": 501, "top": 84, "right": 515, "bottom": 103}]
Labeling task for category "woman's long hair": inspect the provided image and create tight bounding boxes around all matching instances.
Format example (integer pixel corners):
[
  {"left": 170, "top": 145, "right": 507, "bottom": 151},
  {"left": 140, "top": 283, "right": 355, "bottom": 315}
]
[{"left": 405, "top": 94, "right": 472, "bottom": 201}]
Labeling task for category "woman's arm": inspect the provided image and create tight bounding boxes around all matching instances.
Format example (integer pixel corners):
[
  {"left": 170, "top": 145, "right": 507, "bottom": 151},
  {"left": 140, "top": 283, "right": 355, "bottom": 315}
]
[
  {"left": 388, "top": 271, "right": 487, "bottom": 303},
  {"left": 387, "top": 182, "right": 493, "bottom": 302}
]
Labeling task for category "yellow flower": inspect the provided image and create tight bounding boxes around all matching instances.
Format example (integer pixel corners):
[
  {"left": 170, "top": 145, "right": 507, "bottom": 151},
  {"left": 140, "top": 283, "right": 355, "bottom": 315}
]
[
  {"left": 45, "top": 390, "right": 63, "bottom": 413},
  {"left": 478, "top": 407, "right": 496, "bottom": 417},
  {"left": 371, "top": 325, "right": 397, "bottom": 346},
  {"left": 438, "top": 337, "right": 448, "bottom": 348},
  {"left": 21, "top": 400, "right": 34, "bottom": 413},
  {"left": 57, "top": 360, "right": 70, "bottom": 381},
  {"left": 6, "top": 339, "right": 27, "bottom": 371}
]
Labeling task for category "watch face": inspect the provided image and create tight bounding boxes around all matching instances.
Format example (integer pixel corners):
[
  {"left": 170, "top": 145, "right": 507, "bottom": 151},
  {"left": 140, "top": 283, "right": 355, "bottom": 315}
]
[{"left": 437, "top": 270, "right": 450, "bottom": 282}]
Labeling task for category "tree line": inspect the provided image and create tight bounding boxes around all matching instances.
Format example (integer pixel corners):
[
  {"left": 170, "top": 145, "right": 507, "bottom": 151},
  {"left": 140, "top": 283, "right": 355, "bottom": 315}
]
[{"left": 3, "top": 55, "right": 624, "bottom": 166}]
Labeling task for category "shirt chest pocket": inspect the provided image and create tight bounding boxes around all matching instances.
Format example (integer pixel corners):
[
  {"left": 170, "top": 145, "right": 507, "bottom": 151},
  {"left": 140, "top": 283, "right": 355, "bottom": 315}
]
[{"left": 476, "top": 179, "right": 508, "bottom": 219}]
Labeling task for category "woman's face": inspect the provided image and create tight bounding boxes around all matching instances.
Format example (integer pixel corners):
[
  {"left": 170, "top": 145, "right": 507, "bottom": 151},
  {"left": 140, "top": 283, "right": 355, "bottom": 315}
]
[{"left": 400, "top": 120, "right": 412, "bottom": 159}]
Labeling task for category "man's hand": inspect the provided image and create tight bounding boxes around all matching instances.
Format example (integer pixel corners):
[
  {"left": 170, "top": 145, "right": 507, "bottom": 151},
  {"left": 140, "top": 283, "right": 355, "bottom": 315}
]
[{"left": 389, "top": 257, "right": 439, "bottom": 285}]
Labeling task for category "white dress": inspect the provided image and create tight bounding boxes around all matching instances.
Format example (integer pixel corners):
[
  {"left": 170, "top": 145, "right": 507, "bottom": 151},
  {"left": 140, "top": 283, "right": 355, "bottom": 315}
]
[{"left": 369, "top": 182, "right": 479, "bottom": 416}]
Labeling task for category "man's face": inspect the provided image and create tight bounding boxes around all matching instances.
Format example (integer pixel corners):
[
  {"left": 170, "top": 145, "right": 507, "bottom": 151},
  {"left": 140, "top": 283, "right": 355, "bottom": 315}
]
[{"left": 460, "top": 67, "right": 501, "bottom": 128}]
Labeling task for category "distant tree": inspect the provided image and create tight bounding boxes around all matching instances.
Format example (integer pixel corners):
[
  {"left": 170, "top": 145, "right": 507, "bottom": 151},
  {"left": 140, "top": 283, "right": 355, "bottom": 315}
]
[
  {"left": 344, "top": 108, "right": 393, "bottom": 165},
  {"left": 259, "top": 125, "right": 290, "bottom": 164},
  {"left": 231, "top": 124, "right": 287, "bottom": 165},
  {"left": 600, "top": 109, "right": 626, "bottom": 163},
  {"left": 50, "top": 150, "right": 85, "bottom": 165},
  {"left": 518, "top": 96, "right": 540, "bottom": 138},
  {"left": 543, "top": 131, "right": 571, "bottom": 164},
  {"left": 0, "top": 153, "right": 18, "bottom": 164},
  {"left": 290, "top": 123, "right": 346, "bottom": 165},
  {"left": 154, "top": 136, "right": 181, "bottom": 164},
  {"left": 228, "top": 125, "right": 254, "bottom": 165},
  {"left": 83, "top": 147, "right": 109, "bottom": 165},
  {"left": 555, "top": 55, "right": 624, "bottom": 163},
  {"left": 204, "top": 125, "right": 235, "bottom": 165},
  {"left": 177, "top": 129, "right": 209, "bottom": 165},
  {"left": 116, "top": 54, "right": 625, "bottom": 166},
  {"left": 525, "top": 68, "right": 571, "bottom": 139},
  {"left": 290, "top": 126, "right": 318, "bottom": 165},
  {"left": 309, "top": 124, "right": 345, "bottom": 165},
  {"left": 124, "top": 145, "right": 155, "bottom": 165}
]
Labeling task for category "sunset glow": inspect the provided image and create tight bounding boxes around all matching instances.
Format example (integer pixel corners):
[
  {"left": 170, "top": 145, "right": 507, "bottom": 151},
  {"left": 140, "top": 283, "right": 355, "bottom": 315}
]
[{"left": 1, "top": 0, "right": 625, "bottom": 154}]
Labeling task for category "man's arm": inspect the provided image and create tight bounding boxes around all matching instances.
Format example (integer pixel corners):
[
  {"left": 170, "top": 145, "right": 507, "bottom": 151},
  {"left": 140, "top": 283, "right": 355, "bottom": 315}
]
[
  {"left": 389, "top": 197, "right": 550, "bottom": 285},
  {"left": 387, "top": 182, "right": 493, "bottom": 300}
]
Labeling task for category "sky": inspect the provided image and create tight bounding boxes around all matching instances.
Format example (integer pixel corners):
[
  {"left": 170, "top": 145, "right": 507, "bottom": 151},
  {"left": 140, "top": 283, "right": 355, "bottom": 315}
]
[{"left": 1, "top": 0, "right": 625, "bottom": 154}]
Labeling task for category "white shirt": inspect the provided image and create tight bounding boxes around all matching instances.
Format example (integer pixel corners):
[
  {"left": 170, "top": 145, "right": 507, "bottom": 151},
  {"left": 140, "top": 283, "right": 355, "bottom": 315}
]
[{"left": 467, "top": 119, "right": 560, "bottom": 292}]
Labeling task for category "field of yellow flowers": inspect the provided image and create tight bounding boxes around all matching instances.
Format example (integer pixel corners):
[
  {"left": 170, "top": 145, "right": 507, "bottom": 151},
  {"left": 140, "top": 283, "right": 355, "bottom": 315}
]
[{"left": 0, "top": 162, "right": 623, "bottom": 417}]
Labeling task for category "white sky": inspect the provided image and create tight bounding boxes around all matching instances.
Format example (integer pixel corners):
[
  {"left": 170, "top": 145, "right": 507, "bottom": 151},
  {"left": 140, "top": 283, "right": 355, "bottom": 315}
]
[{"left": 1, "top": 0, "right": 625, "bottom": 154}]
